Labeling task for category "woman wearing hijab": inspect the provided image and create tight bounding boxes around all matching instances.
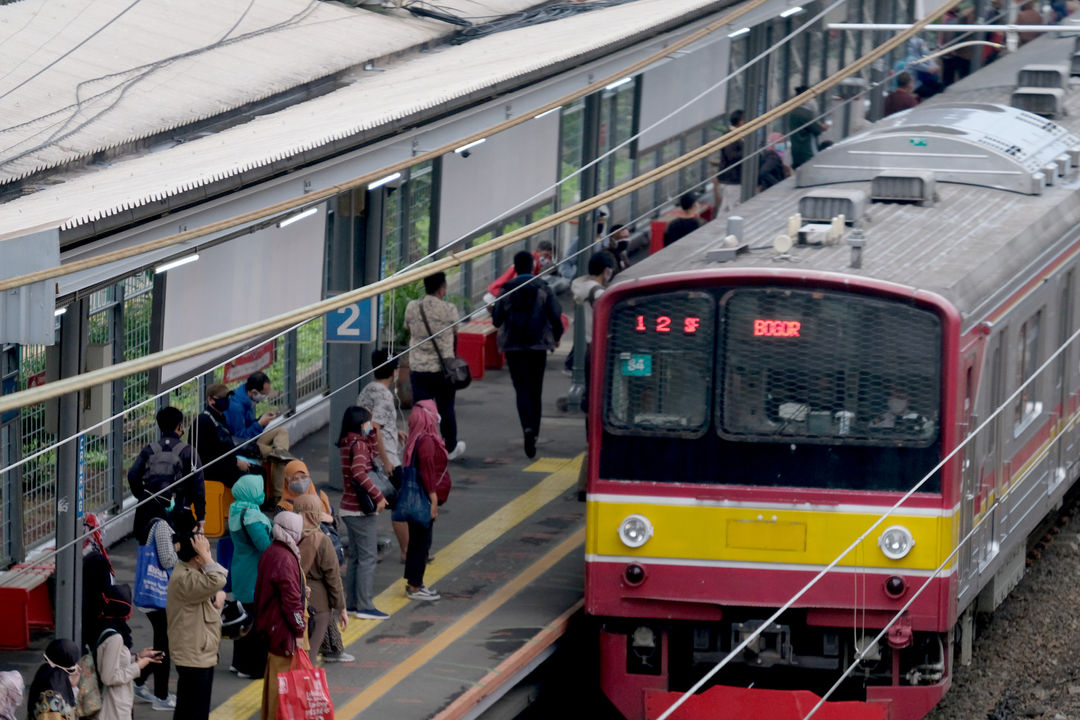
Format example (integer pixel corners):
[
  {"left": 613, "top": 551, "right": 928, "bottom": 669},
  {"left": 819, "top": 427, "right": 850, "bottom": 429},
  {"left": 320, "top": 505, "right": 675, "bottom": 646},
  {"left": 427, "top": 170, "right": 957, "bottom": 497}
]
[
  {"left": 96, "top": 584, "right": 160, "bottom": 720},
  {"left": 277, "top": 460, "right": 330, "bottom": 513},
  {"left": 337, "top": 406, "right": 389, "bottom": 620},
  {"left": 255, "top": 512, "right": 309, "bottom": 720},
  {"left": 167, "top": 509, "right": 228, "bottom": 720},
  {"left": 228, "top": 474, "right": 273, "bottom": 678},
  {"left": 294, "top": 494, "right": 350, "bottom": 662},
  {"left": 402, "top": 399, "right": 451, "bottom": 601},
  {"left": 81, "top": 513, "right": 116, "bottom": 650},
  {"left": 26, "top": 639, "right": 80, "bottom": 720}
]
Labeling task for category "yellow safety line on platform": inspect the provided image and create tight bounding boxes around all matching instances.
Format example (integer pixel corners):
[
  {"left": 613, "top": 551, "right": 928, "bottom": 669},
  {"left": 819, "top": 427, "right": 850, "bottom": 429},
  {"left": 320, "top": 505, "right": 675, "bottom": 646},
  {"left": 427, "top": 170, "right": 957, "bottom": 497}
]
[
  {"left": 523, "top": 457, "right": 575, "bottom": 473},
  {"left": 209, "top": 454, "right": 582, "bottom": 720},
  {"left": 337, "top": 526, "right": 586, "bottom": 719}
]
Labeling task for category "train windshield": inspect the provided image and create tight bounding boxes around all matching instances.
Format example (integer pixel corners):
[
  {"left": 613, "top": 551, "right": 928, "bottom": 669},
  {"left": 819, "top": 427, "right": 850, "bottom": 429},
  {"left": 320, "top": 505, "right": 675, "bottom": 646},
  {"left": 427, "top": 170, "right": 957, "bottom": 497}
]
[{"left": 601, "top": 287, "right": 943, "bottom": 493}]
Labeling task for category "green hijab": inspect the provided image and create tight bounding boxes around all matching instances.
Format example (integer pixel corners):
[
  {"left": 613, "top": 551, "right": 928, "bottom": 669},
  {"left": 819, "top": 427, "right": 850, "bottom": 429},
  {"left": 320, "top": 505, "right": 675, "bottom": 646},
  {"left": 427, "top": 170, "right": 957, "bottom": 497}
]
[{"left": 228, "top": 474, "right": 271, "bottom": 534}]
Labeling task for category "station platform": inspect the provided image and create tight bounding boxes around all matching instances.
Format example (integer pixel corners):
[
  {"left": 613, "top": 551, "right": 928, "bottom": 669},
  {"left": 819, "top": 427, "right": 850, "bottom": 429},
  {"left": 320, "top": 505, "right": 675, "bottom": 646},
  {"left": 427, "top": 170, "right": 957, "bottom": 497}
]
[{"left": 0, "top": 351, "right": 588, "bottom": 720}]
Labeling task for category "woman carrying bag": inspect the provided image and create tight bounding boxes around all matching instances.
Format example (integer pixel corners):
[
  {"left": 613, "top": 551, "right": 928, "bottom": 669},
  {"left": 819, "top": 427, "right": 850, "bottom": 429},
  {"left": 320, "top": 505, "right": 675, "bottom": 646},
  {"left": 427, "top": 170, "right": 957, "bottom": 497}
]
[
  {"left": 337, "top": 406, "right": 390, "bottom": 620},
  {"left": 132, "top": 507, "right": 180, "bottom": 710},
  {"left": 26, "top": 639, "right": 80, "bottom": 720},
  {"left": 294, "top": 494, "right": 350, "bottom": 662},
  {"left": 255, "top": 512, "right": 309, "bottom": 720},
  {"left": 400, "top": 399, "right": 451, "bottom": 602}
]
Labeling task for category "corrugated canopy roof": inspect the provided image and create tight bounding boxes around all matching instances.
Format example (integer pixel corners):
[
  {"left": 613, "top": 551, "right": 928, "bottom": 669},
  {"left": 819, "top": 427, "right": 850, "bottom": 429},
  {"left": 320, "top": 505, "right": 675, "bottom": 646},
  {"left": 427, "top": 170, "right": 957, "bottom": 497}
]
[
  {"left": 0, "top": 0, "right": 723, "bottom": 233},
  {"left": 0, "top": 0, "right": 545, "bottom": 186}
]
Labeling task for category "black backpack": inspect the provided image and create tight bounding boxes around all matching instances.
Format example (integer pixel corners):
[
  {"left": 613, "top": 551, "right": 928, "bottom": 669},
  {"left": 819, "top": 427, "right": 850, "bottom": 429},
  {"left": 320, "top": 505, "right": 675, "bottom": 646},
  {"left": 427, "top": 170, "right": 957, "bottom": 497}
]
[{"left": 142, "top": 439, "right": 187, "bottom": 503}]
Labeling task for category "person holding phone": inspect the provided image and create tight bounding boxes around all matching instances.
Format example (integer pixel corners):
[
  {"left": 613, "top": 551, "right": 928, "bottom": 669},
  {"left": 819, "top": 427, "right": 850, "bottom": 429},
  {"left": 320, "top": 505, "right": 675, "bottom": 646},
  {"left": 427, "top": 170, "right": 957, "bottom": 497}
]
[
  {"left": 96, "top": 583, "right": 161, "bottom": 720},
  {"left": 225, "top": 372, "right": 290, "bottom": 461}
]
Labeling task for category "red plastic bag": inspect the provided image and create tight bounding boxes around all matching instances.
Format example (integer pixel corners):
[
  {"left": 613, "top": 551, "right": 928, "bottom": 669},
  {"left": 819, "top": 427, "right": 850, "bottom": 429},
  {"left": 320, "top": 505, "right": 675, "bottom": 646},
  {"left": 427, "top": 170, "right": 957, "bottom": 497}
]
[{"left": 276, "top": 651, "right": 334, "bottom": 720}]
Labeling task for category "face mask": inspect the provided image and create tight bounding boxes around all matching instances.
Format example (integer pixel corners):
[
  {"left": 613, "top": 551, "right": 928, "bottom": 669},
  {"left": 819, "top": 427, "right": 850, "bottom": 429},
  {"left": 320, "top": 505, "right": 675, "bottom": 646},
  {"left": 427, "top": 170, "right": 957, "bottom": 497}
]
[
  {"left": 288, "top": 478, "right": 310, "bottom": 494},
  {"left": 362, "top": 423, "right": 373, "bottom": 436},
  {"left": 538, "top": 256, "right": 553, "bottom": 268},
  {"left": 887, "top": 397, "right": 908, "bottom": 414},
  {"left": 251, "top": 391, "right": 268, "bottom": 403},
  {"left": 775, "top": 143, "right": 788, "bottom": 155},
  {"left": 212, "top": 397, "right": 230, "bottom": 412}
]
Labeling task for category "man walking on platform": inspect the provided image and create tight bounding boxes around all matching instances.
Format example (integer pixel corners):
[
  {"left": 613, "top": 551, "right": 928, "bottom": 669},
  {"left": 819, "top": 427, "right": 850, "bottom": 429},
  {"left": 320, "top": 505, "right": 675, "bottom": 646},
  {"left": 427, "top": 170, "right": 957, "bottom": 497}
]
[{"left": 492, "top": 251, "right": 564, "bottom": 459}]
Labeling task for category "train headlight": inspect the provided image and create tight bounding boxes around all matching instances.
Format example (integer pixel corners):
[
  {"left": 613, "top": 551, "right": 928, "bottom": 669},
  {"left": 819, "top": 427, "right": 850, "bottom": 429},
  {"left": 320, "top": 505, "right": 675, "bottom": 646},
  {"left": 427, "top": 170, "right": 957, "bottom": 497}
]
[
  {"left": 878, "top": 525, "right": 915, "bottom": 560},
  {"left": 618, "top": 514, "right": 654, "bottom": 548}
]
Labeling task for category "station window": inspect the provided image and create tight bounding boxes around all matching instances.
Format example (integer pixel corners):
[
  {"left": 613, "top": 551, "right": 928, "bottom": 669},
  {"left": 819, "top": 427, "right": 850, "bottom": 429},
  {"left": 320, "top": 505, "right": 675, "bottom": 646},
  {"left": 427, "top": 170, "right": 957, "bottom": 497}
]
[{"left": 1014, "top": 309, "right": 1043, "bottom": 431}]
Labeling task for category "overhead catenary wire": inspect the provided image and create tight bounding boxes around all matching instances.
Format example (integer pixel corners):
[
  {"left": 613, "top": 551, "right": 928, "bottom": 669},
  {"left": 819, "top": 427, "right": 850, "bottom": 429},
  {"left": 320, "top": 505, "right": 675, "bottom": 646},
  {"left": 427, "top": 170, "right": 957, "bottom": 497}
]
[{"left": 0, "top": 5, "right": 949, "bottom": 415}]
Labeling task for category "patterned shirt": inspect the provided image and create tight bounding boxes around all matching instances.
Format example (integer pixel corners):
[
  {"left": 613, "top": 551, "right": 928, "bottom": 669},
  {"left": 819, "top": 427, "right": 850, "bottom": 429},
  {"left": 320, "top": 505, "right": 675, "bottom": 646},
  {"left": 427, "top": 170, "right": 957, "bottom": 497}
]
[
  {"left": 403, "top": 294, "right": 459, "bottom": 373},
  {"left": 357, "top": 380, "right": 401, "bottom": 467}
]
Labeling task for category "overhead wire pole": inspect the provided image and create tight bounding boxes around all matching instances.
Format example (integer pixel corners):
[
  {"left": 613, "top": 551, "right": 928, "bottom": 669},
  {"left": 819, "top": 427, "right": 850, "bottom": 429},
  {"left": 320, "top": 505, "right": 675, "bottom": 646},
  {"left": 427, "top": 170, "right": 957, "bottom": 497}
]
[{"left": 0, "top": 0, "right": 968, "bottom": 416}]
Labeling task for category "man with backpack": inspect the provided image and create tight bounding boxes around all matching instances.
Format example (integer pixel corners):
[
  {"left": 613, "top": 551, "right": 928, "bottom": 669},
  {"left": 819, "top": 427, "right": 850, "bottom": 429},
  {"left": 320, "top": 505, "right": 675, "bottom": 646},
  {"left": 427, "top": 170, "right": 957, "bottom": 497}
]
[
  {"left": 492, "top": 251, "right": 564, "bottom": 459},
  {"left": 128, "top": 406, "right": 204, "bottom": 535}
]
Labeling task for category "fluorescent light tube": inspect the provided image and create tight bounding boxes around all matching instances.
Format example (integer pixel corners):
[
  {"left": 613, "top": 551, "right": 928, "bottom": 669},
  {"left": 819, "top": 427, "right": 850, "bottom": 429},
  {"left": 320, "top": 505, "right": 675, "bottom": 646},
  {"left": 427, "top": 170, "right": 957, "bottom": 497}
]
[
  {"left": 154, "top": 254, "right": 200, "bottom": 274},
  {"left": 728, "top": 27, "right": 750, "bottom": 37},
  {"left": 780, "top": 6, "right": 804, "bottom": 17},
  {"left": 534, "top": 108, "right": 560, "bottom": 119},
  {"left": 454, "top": 138, "right": 486, "bottom": 154},
  {"left": 277, "top": 207, "right": 318, "bottom": 228},
  {"left": 368, "top": 172, "right": 402, "bottom": 190},
  {"left": 604, "top": 77, "right": 633, "bottom": 91}
]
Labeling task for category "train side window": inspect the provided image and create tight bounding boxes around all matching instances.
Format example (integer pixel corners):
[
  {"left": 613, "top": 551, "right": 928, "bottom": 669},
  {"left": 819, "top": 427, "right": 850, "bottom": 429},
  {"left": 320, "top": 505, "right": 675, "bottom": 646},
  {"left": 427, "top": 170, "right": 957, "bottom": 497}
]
[{"left": 1014, "top": 309, "right": 1043, "bottom": 433}]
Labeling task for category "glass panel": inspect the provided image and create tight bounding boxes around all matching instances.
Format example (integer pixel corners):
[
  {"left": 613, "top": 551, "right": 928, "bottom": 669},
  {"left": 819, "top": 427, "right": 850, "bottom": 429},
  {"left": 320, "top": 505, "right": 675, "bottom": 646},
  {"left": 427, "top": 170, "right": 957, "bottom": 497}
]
[
  {"left": 407, "top": 162, "right": 433, "bottom": 263},
  {"left": 604, "top": 291, "right": 716, "bottom": 437},
  {"left": 1014, "top": 310, "right": 1042, "bottom": 429},
  {"left": 719, "top": 287, "right": 941, "bottom": 447}
]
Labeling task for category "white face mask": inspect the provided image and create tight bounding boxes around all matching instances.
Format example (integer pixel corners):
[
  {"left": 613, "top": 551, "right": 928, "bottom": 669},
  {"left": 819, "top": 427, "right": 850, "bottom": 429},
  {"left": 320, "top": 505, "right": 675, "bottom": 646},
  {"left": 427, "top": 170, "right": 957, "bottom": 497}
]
[{"left": 251, "top": 391, "right": 268, "bottom": 403}]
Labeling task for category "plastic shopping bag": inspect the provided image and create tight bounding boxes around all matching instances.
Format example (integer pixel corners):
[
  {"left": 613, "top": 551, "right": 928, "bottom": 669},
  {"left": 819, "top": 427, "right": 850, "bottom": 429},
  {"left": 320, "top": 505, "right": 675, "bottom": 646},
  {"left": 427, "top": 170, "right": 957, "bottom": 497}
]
[{"left": 276, "top": 650, "right": 334, "bottom": 720}]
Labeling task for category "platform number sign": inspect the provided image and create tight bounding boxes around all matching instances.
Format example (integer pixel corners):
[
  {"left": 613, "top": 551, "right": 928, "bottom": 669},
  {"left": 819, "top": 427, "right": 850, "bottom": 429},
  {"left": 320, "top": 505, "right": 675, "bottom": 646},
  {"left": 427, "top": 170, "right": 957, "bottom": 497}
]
[
  {"left": 76, "top": 434, "right": 86, "bottom": 518},
  {"left": 326, "top": 298, "right": 376, "bottom": 343}
]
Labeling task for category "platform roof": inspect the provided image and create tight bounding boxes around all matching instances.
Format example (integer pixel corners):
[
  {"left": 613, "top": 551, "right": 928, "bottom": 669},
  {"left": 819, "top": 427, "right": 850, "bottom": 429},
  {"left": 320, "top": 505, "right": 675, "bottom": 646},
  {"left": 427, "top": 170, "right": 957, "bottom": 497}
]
[{"left": 0, "top": 0, "right": 732, "bottom": 235}]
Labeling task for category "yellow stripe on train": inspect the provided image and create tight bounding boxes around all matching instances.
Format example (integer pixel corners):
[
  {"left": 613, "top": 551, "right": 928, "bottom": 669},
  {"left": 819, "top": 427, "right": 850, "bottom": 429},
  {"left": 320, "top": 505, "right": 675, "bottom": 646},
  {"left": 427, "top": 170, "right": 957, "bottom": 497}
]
[{"left": 586, "top": 500, "right": 955, "bottom": 571}]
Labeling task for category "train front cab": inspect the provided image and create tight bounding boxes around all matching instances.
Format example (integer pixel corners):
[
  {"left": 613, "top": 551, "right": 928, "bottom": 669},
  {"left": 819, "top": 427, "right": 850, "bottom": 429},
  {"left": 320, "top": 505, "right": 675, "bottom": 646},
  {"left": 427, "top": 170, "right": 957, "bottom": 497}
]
[{"left": 584, "top": 273, "right": 962, "bottom": 720}]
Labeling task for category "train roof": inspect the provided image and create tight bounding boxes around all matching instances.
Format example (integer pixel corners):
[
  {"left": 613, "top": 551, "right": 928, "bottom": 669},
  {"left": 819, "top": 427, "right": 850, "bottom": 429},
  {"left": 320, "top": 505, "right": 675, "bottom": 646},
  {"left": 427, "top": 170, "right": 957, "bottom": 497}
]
[{"left": 619, "top": 33, "right": 1080, "bottom": 331}]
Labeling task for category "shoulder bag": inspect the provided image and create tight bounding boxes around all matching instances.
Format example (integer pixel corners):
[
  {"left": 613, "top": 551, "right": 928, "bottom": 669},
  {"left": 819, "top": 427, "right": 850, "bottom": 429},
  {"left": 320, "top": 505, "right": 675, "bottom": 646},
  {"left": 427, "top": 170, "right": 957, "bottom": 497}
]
[
  {"left": 418, "top": 301, "right": 472, "bottom": 391},
  {"left": 133, "top": 519, "right": 171, "bottom": 610}
]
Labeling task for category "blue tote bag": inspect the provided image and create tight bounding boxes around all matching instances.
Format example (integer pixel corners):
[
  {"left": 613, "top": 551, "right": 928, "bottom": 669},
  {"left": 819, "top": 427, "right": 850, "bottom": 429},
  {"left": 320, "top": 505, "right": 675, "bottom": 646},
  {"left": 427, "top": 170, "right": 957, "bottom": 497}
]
[
  {"left": 391, "top": 464, "right": 431, "bottom": 525},
  {"left": 133, "top": 521, "right": 172, "bottom": 609}
]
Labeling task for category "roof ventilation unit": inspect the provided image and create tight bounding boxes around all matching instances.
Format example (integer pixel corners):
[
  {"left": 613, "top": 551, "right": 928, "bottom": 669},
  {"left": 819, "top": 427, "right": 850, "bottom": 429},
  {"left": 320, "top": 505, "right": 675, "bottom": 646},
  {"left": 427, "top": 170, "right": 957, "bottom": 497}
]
[
  {"left": 1011, "top": 88, "right": 1066, "bottom": 118},
  {"left": 1017, "top": 65, "right": 1070, "bottom": 90},
  {"left": 870, "top": 171, "right": 936, "bottom": 206},
  {"left": 798, "top": 189, "right": 866, "bottom": 224},
  {"left": 1071, "top": 53, "right": 1080, "bottom": 76}
]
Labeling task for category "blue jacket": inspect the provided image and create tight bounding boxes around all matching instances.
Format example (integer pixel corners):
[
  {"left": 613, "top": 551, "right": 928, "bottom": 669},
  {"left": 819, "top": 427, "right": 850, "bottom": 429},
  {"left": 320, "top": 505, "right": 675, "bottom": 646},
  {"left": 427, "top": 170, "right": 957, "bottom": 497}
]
[
  {"left": 227, "top": 475, "right": 272, "bottom": 604},
  {"left": 225, "top": 386, "right": 262, "bottom": 441}
]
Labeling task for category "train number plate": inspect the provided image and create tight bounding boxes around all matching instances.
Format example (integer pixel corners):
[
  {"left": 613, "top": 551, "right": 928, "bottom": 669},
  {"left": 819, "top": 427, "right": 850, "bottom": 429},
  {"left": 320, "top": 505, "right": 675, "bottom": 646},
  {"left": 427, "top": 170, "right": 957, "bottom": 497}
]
[{"left": 620, "top": 353, "right": 652, "bottom": 376}]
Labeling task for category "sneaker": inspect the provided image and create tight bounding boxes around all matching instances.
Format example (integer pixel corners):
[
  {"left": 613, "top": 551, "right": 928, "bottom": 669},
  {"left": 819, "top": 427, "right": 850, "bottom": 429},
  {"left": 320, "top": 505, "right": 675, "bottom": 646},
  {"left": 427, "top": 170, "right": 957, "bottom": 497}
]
[
  {"left": 406, "top": 585, "right": 441, "bottom": 601},
  {"left": 352, "top": 607, "right": 390, "bottom": 620},
  {"left": 229, "top": 666, "right": 254, "bottom": 679},
  {"left": 133, "top": 684, "right": 156, "bottom": 704},
  {"left": 321, "top": 652, "right": 356, "bottom": 663},
  {"left": 524, "top": 430, "right": 537, "bottom": 459},
  {"left": 447, "top": 441, "right": 466, "bottom": 461},
  {"left": 152, "top": 695, "right": 177, "bottom": 711}
]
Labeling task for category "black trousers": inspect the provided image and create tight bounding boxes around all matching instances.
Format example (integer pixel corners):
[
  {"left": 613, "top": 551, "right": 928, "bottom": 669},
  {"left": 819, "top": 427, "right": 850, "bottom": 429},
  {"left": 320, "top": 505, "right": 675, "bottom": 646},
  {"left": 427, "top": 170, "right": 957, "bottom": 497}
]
[
  {"left": 404, "top": 519, "right": 434, "bottom": 588},
  {"left": 410, "top": 371, "right": 458, "bottom": 448},
  {"left": 136, "top": 609, "right": 170, "bottom": 699},
  {"left": 175, "top": 665, "right": 214, "bottom": 720},
  {"left": 505, "top": 350, "right": 548, "bottom": 436},
  {"left": 231, "top": 600, "right": 267, "bottom": 678}
]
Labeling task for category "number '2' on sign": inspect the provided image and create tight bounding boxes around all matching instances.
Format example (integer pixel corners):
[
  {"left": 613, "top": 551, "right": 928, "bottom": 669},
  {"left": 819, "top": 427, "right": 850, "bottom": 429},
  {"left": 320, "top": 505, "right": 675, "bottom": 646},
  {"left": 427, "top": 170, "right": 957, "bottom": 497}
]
[{"left": 326, "top": 299, "right": 376, "bottom": 343}]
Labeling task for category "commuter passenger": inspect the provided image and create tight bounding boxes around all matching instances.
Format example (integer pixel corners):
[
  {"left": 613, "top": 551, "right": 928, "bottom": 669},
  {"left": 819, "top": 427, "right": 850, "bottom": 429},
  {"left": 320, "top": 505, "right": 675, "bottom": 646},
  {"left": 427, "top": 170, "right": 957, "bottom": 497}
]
[
  {"left": 95, "top": 583, "right": 161, "bottom": 720},
  {"left": 404, "top": 271, "right": 466, "bottom": 460},
  {"left": 191, "top": 383, "right": 248, "bottom": 489},
  {"left": 81, "top": 513, "right": 116, "bottom": 652},
  {"left": 402, "top": 400, "right": 450, "bottom": 602},
  {"left": 358, "top": 348, "right": 409, "bottom": 562},
  {"left": 338, "top": 406, "right": 389, "bottom": 620},
  {"left": 1017, "top": 1, "right": 1044, "bottom": 43},
  {"left": 758, "top": 132, "right": 793, "bottom": 191},
  {"left": 225, "top": 371, "right": 290, "bottom": 460},
  {"left": 663, "top": 193, "right": 703, "bottom": 247},
  {"left": 293, "top": 493, "right": 350, "bottom": 663},
  {"left": 132, "top": 503, "right": 181, "bottom": 710},
  {"left": 492, "top": 251, "right": 565, "bottom": 459},
  {"left": 787, "top": 86, "right": 828, "bottom": 168},
  {"left": 167, "top": 511, "right": 227, "bottom": 720},
  {"left": 26, "top": 639, "right": 80, "bottom": 720},
  {"left": 255, "top": 512, "right": 309, "bottom": 720},
  {"left": 713, "top": 109, "right": 746, "bottom": 214},
  {"left": 884, "top": 72, "right": 919, "bottom": 117},
  {"left": 570, "top": 252, "right": 615, "bottom": 413},
  {"left": 603, "top": 224, "right": 632, "bottom": 272},
  {"left": 277, "top": 460, "right": 332, "bottom": 516},
  {"left": 128, "top": 405, "right": 204, "bottom": 541},
  {"left": 227, "top": 474, "right": 273, "bottom": 679},
  {"left": 484, "top": 241, "right": 555, "bottom": 307}
]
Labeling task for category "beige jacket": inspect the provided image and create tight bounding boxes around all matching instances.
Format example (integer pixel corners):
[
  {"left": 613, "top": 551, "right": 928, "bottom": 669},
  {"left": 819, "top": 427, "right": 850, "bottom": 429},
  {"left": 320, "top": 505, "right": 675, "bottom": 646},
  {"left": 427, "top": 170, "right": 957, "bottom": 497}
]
[
  {"left": 96, "top": 633, "right": 140, "bottom": 720},
  {"left": 404, "top": 295, "right": 459, "bottom": 373},
  {"left": 166, "top": 559, "right": 227, "bottom": 668}
]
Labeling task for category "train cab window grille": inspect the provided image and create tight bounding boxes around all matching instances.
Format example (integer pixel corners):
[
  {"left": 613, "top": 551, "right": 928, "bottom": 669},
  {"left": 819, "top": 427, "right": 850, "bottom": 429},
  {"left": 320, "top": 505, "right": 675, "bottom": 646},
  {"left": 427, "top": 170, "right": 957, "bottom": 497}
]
[
  {"left": 1014, "top": 310, "right": 1043, "bottom": 433},
  {"left": 718, "top": 288, "right": 941, "bottom": 447},
  {"left": 604, "top": 291, "right": 716, "bottom": 437}
]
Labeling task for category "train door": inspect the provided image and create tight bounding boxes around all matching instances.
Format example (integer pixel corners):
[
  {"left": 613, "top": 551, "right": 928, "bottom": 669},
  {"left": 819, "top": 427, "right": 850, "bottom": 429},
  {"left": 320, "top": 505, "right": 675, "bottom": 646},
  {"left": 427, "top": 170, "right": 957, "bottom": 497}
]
[
  {"left": 1054, "top": 270, "right": 1075, "bottom": 488},
  {"left": 959, "top": 356, "right": 977, "bottom": 588},
  {"left": 976, "top": 331, "right": 1006, "bottom": 573}
]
